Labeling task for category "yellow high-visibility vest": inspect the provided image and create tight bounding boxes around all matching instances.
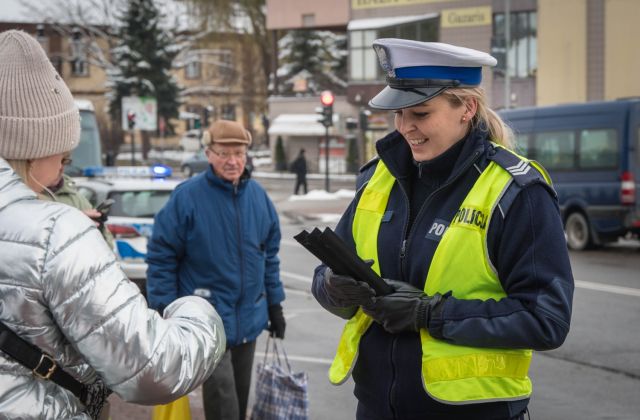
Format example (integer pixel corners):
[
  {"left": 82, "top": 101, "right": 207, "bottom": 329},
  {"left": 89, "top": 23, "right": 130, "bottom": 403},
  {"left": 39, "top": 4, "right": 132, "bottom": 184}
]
[{"left": 329, "top": 150, "right": 547, "bottom": 403}]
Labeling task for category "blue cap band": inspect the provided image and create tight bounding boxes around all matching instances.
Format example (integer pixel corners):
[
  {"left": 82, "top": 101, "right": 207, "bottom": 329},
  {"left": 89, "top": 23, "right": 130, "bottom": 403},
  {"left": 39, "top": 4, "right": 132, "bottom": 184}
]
[{"left": 395, "top": 66, "right": 482, "bottom": 86}]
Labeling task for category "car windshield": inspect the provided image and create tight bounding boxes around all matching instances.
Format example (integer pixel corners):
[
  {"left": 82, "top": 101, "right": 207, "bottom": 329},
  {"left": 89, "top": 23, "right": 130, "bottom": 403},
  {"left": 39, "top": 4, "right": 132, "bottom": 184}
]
[{"left": 108, "top": 190, "right": 172, "bottom": 218}]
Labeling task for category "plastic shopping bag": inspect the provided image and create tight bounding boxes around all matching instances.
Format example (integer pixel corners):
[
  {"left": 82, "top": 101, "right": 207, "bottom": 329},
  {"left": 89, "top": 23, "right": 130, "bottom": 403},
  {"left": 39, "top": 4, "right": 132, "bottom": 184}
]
[
  {"left": 152, "top": 395, "right": 192, "bottom": 420},
  {"left": 250, "top": 337, "right": 309, "bottom": 420}
]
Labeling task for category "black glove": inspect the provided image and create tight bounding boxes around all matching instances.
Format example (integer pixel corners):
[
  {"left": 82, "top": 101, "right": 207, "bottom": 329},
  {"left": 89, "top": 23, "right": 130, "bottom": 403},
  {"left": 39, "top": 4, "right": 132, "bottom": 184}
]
[
  {"left": 268, "top": 303, "right": 286, "bottom": 339},
  {"left": 323, "top": 266, "right": 376, "bottom": 308},
  {"left": 362, "top": 279, "right": 446, "bottom": 334}
]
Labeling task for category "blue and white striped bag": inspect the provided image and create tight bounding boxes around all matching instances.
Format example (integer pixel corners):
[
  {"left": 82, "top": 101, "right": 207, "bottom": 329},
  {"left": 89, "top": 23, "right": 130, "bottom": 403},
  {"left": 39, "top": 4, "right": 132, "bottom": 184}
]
[{"left": 250, "top": 337, "right": 309, "bottom": 420}]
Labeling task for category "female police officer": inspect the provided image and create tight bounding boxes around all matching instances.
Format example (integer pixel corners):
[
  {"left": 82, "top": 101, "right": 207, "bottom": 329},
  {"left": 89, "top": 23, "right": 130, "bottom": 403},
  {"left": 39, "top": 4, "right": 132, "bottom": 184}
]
[{"left": 311, "top": 39, "right": 574, "bottom": 420}]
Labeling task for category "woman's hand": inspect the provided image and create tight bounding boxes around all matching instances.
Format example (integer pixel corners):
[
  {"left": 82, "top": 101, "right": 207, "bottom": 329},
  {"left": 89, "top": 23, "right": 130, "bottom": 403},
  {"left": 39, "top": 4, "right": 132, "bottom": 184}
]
[
  {"left": 363, "top": 280, "right": 446, "bottom": 334},
  {"left": 323, "top": 267, "right": 376, "bottom": 308},
  {"left": 82, "top": 209, "right": 102, "bottom": 227}
]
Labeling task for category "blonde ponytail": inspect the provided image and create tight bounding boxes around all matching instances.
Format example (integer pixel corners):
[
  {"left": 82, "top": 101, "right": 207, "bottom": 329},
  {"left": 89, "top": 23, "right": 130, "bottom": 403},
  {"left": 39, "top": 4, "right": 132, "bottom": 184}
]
[{"left": 442, "top": 87, "right": 514, "bottom": 150}]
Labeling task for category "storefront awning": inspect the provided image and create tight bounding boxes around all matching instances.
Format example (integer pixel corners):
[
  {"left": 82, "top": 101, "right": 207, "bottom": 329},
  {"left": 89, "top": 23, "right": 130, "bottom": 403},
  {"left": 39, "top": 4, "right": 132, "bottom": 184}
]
[
  {"left": 347, "top": 13, "right": 438, "bottom": 31},
  {"left": 268, "top": 114, "right": 336, "bottom": 137}
]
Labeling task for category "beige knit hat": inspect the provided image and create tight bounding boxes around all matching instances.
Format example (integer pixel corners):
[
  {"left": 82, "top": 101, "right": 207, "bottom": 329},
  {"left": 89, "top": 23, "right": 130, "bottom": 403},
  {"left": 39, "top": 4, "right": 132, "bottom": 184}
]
[
  {"left": 0, "top": 30, "right": 80, "bottom": 160},
  {"left": 201, "top": 120, "right": 252, "bottom": 147}
]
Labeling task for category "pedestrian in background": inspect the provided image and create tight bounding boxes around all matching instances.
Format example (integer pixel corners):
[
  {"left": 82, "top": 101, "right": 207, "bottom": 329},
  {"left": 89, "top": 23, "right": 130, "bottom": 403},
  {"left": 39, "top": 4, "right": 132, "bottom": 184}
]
[
  {"left": 146, "top": 119, "right": 287, "bottom": 420},
  {"left": 290, "top": 148, "right": 308, "bottom": 195},
  {"left": 0, "top": 29, "right": 226, "bottom": 419},
  {"left": 311, "top": 38, "right": 574, "bottom": 420}
]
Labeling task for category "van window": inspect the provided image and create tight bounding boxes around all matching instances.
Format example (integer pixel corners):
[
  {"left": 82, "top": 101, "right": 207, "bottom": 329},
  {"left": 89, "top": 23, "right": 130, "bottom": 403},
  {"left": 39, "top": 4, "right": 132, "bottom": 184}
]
[
  {"left": 579, "top": 129, "right": 618, "bottom": 169},
  {"left": 533, "top": 130, "right": 575, "bottom": 170},
  {"left": 514, "top": 133, "right": 530, "bottom": 157},
  {"left": 65, "top": 110, "right": 102, "bottom": 176}
]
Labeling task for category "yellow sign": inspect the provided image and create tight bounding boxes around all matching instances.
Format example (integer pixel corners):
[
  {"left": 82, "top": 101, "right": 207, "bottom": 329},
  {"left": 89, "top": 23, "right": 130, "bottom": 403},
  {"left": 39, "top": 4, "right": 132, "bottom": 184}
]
[
  {"left": 352, "top": 0, "right": 459, "bottom": 10},
  {"left": 441, "top": 6, "right": 492, "bottom": 28}
]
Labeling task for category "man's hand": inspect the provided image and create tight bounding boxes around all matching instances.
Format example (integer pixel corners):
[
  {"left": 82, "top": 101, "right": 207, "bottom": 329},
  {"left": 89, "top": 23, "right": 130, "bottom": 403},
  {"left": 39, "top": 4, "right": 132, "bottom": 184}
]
[
  {"left": 323, "top": 267, "right": 376, "bottom": 308},
  {"left": 268, "top": 304, "right": 286, "bottom": 339},
  {"left": 362, "top": 279, "right": 446, "bottom": 334}
]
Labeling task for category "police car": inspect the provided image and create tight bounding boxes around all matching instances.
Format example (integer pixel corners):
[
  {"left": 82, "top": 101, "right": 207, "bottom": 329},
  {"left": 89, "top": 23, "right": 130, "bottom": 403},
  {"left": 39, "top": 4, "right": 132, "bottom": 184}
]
[{"left": 74, "top": 165, "right": 182, "bottom": 292}]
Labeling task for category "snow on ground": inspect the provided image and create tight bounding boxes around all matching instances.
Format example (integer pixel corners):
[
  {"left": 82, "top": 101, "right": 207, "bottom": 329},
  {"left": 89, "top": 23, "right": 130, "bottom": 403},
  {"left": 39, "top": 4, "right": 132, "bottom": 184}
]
[{"left": 287, "top": 189, "right": 355, "bottom": 201}]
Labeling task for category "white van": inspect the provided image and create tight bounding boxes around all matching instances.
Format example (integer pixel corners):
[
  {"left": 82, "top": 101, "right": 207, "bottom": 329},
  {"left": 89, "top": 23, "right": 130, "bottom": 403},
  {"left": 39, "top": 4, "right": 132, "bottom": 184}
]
[{"left": 65, "top": 100, "right": 103, "bottom": 176}]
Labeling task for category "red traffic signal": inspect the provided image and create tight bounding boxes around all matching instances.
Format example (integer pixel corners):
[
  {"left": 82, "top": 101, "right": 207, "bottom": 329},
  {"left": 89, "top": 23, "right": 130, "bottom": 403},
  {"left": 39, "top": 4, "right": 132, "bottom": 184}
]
[
  {"left": 126, "top": 111, "right": 136, "bottom": 130},
  {"left": 320, "top": 90, "right": 334, "bottom": 107}
]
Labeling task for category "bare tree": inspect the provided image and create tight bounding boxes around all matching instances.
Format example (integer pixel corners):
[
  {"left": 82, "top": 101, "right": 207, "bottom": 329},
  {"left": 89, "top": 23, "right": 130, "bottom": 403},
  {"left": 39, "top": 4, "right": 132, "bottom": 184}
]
[{"left": 181, "top": 0, "right": 271, "bottom": 92}]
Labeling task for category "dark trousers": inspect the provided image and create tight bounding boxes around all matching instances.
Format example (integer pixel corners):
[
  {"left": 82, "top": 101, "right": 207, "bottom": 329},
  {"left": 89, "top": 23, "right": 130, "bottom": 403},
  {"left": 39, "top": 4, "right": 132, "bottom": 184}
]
[
  {"left": 294, "top": 177, "right": 307, "bottom": 195},
  {"left": 203, "top": 341, "right": 256, "bottom": 420},
  {"left": 356, "top": 402, "right": 528, "bottom": 420}
]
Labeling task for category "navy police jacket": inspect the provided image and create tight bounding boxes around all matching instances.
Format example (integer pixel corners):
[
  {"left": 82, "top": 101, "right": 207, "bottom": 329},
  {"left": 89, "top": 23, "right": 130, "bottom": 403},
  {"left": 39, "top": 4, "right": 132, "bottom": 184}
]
[
  {"left": 312, "top": 129, "right": 574, "bottom": 419},
  {"left": 147, "top": 166, "right": 285, "bottom": 347}
]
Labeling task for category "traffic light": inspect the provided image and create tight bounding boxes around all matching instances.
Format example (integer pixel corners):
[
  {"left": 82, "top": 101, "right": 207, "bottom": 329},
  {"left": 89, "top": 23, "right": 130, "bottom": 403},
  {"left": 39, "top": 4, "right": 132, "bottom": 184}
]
[
  {"left": 359, "top": 109, "right": 371, "bottom": 131},
  {"left": 317, "top": 90, "right": 334, "bottom": 127},
  {"left": 127, "top": 111, "right": 136, "bottom": 130}
]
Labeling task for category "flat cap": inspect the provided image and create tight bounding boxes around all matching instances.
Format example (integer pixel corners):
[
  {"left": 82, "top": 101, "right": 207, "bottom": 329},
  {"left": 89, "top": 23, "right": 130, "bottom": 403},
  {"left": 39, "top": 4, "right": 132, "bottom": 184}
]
[{"left": 202, "top": 120, "right": 252, "bottom": 147}]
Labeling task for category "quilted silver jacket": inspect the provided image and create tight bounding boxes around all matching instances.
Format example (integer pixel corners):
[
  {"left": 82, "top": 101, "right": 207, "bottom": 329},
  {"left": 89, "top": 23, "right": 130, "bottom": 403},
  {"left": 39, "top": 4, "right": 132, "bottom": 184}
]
[{"left": 0, "top": 159, "right": 226, "bottom": 419}]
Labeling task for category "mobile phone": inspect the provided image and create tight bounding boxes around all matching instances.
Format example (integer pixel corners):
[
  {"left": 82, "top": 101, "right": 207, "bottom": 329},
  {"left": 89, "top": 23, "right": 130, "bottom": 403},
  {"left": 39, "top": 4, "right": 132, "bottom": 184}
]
[{"left": 95, "top": 198, "right": 115, "bottom": 215}]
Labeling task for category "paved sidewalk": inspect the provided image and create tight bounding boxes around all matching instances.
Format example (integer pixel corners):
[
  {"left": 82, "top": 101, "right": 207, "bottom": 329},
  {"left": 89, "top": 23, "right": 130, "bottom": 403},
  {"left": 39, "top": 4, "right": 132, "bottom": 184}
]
[
  {"left": 276, "top": 193, "right": 353, "bottom": 224},
  {"left": 108, "top": 388, "right": 206, "bottom": 420}
]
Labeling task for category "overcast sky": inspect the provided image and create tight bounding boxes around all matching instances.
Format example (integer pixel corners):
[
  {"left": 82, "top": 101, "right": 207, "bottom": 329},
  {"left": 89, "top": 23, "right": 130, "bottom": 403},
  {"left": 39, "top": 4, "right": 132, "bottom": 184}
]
[
  {"left": 1, "top": 0, "right": 203, "bottom": 32},
  {"left": 2, "top": 0, "right": 32, "bottom": 23}
]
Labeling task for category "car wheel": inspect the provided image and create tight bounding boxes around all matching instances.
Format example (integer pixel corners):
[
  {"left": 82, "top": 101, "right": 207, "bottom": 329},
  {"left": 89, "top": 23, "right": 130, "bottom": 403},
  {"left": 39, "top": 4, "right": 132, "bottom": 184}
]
[
  {"left": 182, "top": 165, "right": 193, "bottom": 178},
  {"left": 565, "top": 211, "right": 591, "bottom": 251}
]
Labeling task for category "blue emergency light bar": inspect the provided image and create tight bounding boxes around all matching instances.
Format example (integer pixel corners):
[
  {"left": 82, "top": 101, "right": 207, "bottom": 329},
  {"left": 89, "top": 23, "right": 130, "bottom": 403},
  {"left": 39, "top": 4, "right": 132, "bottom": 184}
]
[{"left": 83, "top": 165, "right": 172, "bottom": 179}]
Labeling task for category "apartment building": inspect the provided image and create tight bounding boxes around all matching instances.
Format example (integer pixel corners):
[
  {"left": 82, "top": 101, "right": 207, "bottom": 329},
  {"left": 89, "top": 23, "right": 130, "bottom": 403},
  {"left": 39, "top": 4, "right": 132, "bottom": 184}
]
[{"left": 266, "top": 0, "right": 640, "bottom": 163}]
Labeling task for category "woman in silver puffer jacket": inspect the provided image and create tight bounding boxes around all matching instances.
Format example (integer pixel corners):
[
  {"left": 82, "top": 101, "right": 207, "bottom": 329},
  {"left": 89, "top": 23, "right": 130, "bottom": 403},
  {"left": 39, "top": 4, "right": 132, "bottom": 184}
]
[{"left": 0, "top": 30, "right": 226, "bottom": 419}]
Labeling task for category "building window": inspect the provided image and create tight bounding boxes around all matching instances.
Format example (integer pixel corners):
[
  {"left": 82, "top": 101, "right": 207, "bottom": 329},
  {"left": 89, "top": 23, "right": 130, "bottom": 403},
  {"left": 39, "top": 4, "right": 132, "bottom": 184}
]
[
  {"left": 70, "top": 28, "right": 88, "bottom": 77},
  {"left": 51, "top": 56, "right": 64, "bottom": 75},
  {"left": 492, "top": 11, "right": 537, "bottom": 78},
  {"left": 302, "top": 13, "right": 315, "bottom": 27},
  {"left": 221, "top": 104, "right": 236, "bottom": 121},
  {"left": 36, "top": 24, "right": 49, "bottom": 54},
  {"left": 217, "top": 49, "right": 236, "bottom": 84},
  {"left": 349, "top": 19, "right": 438, "bottom": 82},
  {"left": 185, "top": 59, "right": 201, "bottom": 79},
  {"left": 349, "top": 30, "right": 377, "bottom": 81}
]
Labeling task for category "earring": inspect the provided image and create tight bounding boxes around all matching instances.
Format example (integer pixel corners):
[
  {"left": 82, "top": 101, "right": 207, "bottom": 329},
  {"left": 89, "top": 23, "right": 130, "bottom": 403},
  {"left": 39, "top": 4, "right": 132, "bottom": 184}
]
[{"left": 461, "top": 116, "right": 467, "bottom": 122}]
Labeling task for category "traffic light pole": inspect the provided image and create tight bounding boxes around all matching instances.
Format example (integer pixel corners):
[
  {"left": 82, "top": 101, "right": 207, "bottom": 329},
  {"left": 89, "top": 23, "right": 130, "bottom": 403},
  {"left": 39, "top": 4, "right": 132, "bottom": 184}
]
[
  {"left": 130, "top": 129, "right": 135, "bottom": 166},
  {"left": 324, "top": 125, "right": 330, "bottom": 192},
  {"left": 127, "top": 111, "right": 137, "bottom": 166}
]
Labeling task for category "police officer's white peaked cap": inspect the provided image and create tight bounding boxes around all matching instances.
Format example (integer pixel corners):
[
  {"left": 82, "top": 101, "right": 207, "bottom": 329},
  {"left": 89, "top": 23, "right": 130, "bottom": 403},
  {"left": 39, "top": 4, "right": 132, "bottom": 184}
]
[{"left": 369, "top": 38, "right": 497, "bottom": 110}]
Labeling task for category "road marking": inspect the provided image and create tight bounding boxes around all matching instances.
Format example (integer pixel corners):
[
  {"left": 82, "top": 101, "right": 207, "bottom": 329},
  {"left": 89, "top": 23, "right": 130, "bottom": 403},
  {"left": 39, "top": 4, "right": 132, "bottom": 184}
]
[
  {"left": 282, "top": 270, "right": 312, "bottom": 284},
  {"left": 576, "top": 280, "right": 640, "bottom": 297},
  {"left": 255, "top": 352, "right": 333, "bottom": 366},
  {"left": 285, "top": 288, "right": 311, "bottom": 297}
]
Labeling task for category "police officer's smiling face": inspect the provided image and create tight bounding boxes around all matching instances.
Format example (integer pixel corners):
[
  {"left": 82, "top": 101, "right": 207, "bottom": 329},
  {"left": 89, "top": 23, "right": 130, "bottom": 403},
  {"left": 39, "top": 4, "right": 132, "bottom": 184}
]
[{"left": 394, "top": 95, "right": 474, "bottom": 162}]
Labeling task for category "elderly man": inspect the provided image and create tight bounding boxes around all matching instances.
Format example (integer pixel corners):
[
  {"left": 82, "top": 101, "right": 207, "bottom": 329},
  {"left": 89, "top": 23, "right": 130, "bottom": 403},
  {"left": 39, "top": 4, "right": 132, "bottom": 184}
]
[{"left": 146, "top": 120, "right": 286, "bottom": 420}]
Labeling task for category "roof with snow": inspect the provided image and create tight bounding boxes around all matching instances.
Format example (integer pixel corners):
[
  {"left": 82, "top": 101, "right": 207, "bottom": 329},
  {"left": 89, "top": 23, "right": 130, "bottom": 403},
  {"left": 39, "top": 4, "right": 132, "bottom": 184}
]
[{"left": 268, "top": 114, "right": 338, "bottom": 137}]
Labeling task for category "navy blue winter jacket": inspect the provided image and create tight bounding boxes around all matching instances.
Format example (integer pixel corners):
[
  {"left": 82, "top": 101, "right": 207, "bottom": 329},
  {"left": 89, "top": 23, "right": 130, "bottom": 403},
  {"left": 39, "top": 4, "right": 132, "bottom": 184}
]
[
  {"left": 312, "top": 129, "right": 574, "bottom": 419},
  {"left": 147, "top": 166, "right": 285, "bottom": 347}
]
